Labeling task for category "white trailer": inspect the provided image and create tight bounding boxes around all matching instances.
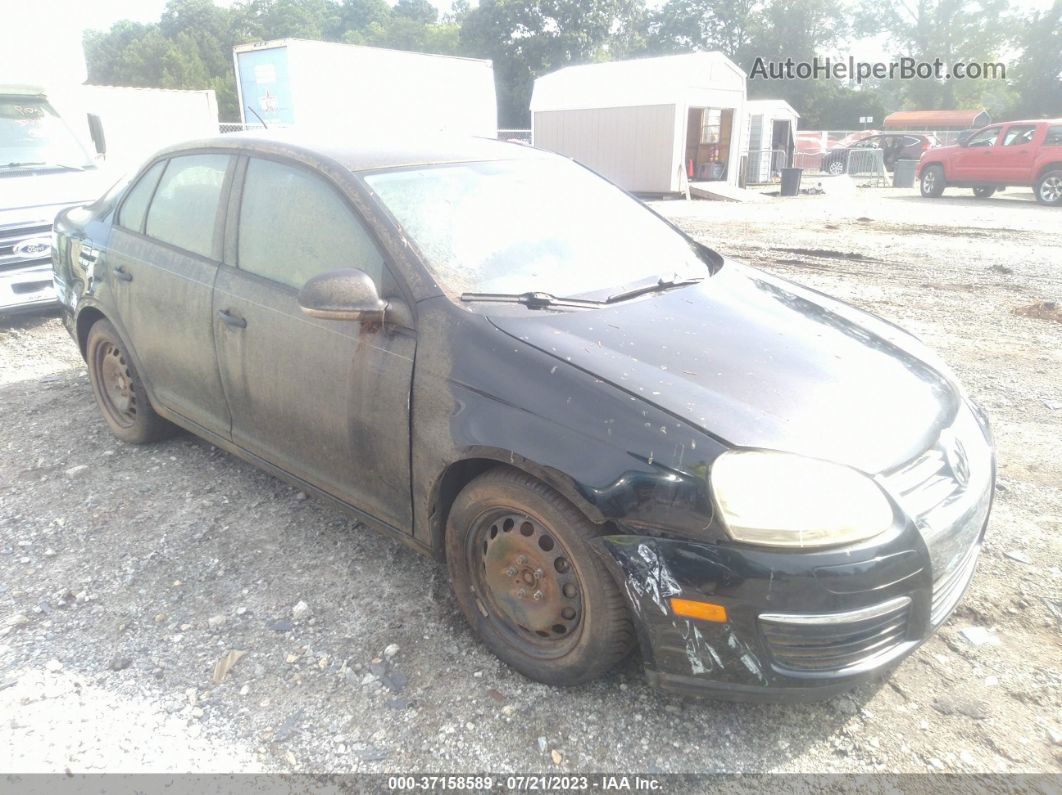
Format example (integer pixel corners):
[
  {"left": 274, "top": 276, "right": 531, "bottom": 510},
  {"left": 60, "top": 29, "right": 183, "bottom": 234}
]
[
  {"left": 233, "top": 39, "right": 497, "bottom": 138},
  {"left": 744, "top": 99, "right": 799, "bottom": 184},
  {"left": 530, "top": 52, "right": 748, "bottom": 194},
  {"left": 80, "top": 85, "right": 219, "bottom": 171}
]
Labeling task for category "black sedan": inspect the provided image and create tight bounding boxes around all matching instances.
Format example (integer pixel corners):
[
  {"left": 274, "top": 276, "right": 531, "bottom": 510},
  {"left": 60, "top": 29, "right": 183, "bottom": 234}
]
[{"left": 52, "top": 133, "right": 993, "bottom": 701}]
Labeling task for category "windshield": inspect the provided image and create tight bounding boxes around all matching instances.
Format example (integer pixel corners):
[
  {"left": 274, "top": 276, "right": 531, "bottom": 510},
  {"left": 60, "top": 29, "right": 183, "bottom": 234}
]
[
  {"left": 363, "top": 158, "right": 708, "bottom": 299},
  {"left": 0, "top": 96, "right": 94, "bottom": 172}
]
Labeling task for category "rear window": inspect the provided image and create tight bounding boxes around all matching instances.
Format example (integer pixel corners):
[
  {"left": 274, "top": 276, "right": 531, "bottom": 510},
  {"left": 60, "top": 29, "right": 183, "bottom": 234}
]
[
  {"left": 145, "top": 154, "right": 230, "bottom": 259},
  {"left": 1045, "top": 126, "right": 1062, "bottom": 146}
]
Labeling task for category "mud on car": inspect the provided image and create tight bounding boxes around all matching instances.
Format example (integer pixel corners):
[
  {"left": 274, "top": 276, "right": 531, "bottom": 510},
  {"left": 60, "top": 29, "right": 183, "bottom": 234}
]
[{"left": 53, "top": 133, "right": 994, "bottom": 701}]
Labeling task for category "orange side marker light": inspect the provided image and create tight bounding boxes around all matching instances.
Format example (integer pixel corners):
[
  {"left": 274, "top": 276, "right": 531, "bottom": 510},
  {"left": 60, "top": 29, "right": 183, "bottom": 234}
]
[{"left": 670, "top": 597, "right": 727, "bottom": 623}]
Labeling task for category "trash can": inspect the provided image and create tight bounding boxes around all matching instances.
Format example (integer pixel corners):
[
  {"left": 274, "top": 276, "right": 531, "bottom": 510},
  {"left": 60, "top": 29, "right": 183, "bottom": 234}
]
[
  {"left": 780, "top": 167, "right": 803, "bottom": 196},
  {"left": 893, "top": 159, "right": 918, "bottom": 188}
]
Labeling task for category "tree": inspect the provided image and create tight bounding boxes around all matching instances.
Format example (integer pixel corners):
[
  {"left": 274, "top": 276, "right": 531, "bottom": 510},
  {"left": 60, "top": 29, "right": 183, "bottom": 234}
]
[
  {"left": 460, "top": 0, "right": 646, "bottom": 127},
  {"left": 1003, "top": 0, "right": 1061, "bottom": 118},
  {"left": 854, "top": 0, "right": 1016, "bottom": 110},
  {"left": 394, "top": 0, "right": 438, "bottom": 25}
]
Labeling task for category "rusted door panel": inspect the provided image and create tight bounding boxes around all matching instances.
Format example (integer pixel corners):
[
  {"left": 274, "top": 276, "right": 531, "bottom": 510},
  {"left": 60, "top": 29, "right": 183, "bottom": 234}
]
[
  {"left": 108, "top": 229, "right": 231, "bottom": 438},
  {"left": 211, "top": 266, "right": 415, "bottom": 531}
]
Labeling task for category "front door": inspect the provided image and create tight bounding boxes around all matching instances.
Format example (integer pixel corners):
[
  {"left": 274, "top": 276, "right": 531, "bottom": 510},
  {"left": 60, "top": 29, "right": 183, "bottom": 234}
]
[
  {"left": 212, "top": 155, "right": 415, "bottom": 531},
  {"left": 108, "top": 153, "right": 234, "bottom": 438},
  {"left": 952, "top": 126, "right": 1002, "bottom": 181}
]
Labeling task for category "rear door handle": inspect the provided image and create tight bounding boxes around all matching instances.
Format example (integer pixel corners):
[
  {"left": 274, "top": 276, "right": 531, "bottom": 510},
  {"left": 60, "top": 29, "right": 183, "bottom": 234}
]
[
  {"left": 113, "top": 265, "right": 132, "bottom": 282},
  {"left": 217, "top": 309, "right": 247, "bottom": 328}
]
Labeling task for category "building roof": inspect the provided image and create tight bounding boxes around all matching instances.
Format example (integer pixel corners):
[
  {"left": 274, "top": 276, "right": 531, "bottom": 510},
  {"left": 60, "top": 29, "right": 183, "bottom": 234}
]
[
  {"left": 530, "top": 52, "right": 746, "bottom": 113},
  {"left": 746, "top": 99, "right": 800, "bottom": 118},
  {"left": 883, "top": 109, "right": 990, "bottom": 129},
  {"left": 155, "top": 131, "right": 548, "bottom": 172}
]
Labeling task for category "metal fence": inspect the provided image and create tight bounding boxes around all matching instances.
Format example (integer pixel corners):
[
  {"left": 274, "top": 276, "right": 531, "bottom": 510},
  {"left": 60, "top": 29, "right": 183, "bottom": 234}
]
[
  {"left": 497, "top": 129, "right": 532, "bottom": 144},
  {"left": 745, "top": 148, "right": 789, "bottom": 184}
]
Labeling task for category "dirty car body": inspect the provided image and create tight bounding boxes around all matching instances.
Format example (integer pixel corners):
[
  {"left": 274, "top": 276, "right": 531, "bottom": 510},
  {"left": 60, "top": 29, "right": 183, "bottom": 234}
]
[{"left": 52, "top": 134, "right": 994, "bottom": 701}]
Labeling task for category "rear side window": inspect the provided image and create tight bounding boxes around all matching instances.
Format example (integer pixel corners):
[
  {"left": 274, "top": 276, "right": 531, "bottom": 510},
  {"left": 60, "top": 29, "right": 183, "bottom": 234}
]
[
  {"left": 1045, "top": 126, "right": 1062, "bottom": 146},
  {"left": 145, "top": 154, "right": 230, "bottom": 259},
  {"left": 237, "top": 157, "right": 385, "bottom": 290},
  {"left": 1002, "top": 125, "right": 1036, "bottom": 146},
  {"left": 117, "top": 161, "right": 165, "bottom": 233}
]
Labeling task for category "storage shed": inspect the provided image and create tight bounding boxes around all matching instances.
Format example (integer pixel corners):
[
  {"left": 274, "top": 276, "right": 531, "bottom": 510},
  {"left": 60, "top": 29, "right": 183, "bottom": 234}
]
[
  {"left": 530, "top": 53, "right": 747, "bottom": 194},
  {"left": 744, "top": 99, "right": 799, "bottom": 184}
]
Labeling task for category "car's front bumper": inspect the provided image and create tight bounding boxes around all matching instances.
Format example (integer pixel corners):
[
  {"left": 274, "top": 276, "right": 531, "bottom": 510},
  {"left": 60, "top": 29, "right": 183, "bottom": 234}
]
[
  {"left": 0, "top": 262, "right": 58, "bottom": 314},
  {"left": 597, "top": 401, "right": 994, "bottom": 702}
]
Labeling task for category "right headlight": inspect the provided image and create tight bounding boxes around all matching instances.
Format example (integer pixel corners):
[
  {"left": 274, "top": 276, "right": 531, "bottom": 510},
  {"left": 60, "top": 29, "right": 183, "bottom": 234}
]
[{"left": 710, "top": 450, "right": 895, "bottom": 548}]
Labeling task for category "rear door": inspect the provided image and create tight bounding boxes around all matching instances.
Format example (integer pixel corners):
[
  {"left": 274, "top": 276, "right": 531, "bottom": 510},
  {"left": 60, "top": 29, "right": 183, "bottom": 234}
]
[
  {"left": 107, "top": 152, "right": 234, "bottom": 438},
  {"left": 952, "top": 126, "right": 1002, "bottom": 181},
  {"left": 996, "top": 123, "right": 1039, "bottom": 183},
  {"left": 212, "top": 155, "right": 415, "bottom": 531}
]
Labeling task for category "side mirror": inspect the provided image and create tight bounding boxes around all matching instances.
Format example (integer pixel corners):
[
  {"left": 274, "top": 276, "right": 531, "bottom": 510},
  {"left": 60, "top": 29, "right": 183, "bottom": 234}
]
[
  {"left": 87, "top": 114, "right": 107, "bottom": 156},
  {"left": 298, "top": 268, "right": 387, "bottom": 321}
]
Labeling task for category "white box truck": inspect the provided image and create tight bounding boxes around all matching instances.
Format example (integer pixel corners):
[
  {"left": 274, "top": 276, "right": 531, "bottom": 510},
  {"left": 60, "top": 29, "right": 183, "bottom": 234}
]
[{"left": 233, "top": 39, "right": 497, "bottom": 138}]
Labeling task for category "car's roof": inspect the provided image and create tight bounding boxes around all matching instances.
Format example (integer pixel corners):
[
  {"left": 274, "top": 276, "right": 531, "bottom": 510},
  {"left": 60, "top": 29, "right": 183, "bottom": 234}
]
[{"left": 154, "top": 130, "right": 552, "bottom": 172}]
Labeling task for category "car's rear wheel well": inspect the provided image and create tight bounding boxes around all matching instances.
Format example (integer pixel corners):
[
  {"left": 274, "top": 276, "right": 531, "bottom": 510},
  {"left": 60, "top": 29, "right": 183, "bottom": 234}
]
[
  {"left": 75, "top": 307, "right": 107, "bottom": 359},
  {"left": 1036, "top": 162, "right": 1062, "bottom": 181}
]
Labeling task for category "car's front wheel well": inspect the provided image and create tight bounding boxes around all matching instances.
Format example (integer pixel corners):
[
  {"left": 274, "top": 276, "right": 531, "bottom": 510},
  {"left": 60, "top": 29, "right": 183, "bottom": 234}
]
[
  {"left": 428, "top": 458, "right": 604, "bottom": 561},
  {"left": 75, "top": 307, "right": 107, "bottom": 359}
]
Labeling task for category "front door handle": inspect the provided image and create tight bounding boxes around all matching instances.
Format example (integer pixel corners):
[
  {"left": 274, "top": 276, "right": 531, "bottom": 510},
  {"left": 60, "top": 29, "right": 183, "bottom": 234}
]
[
  {"left": 217, "top": 309, "right": 247, "bottom": 328},
  {"left": 113, "top": 265, "right": 132, "bottom": 282}
]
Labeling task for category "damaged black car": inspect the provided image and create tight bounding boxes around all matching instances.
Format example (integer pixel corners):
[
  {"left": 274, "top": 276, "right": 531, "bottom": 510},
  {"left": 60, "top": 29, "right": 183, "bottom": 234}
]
[{"left": 52, "top": 133, "right": 994, "bottom": 701}]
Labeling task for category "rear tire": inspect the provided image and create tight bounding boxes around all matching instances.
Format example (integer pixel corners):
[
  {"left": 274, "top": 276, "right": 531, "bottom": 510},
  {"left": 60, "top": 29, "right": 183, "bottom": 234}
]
[
  {"left": 972, "top": 186, "right": 995, "bottom": 199},
  {"left": 86, "top": 319, "right": 176, "bottom": 444},
  {"left": 446, "top": 467, "right": 634, "bottom": 686},
  {"left": 827, "top": 159, "right": 845, "bottom": 176},
  {"left": 920, "top": 165, "right": 945, "bottom": 197},
  {"left": 1035, "top": 169, "right": 1062, "bottom": 205}
]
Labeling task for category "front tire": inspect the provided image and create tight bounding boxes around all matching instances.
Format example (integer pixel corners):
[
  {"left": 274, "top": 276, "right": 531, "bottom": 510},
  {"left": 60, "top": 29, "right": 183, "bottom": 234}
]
[
  {"left": 1035, "top": 169, "right": 1062, "bottom": 205},
  {"left": 972, "top": 186, "right": 995, "bottom": 199},
  {"left": 827, "top": 159, "right": 846, "bottom": 176},
  {"left": 920, "top": 165, "right": 945, "bottom": 197},
  {"left": 446, "top": 468, "right": 634, "bottom": 686},
  {"left": 86, "top": 319, "right": 176, "bottom": 444}
]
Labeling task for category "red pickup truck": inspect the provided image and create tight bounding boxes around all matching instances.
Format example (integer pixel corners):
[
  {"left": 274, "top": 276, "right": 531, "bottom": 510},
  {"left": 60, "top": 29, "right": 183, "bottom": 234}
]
[{"left": 918, "top": 119, "right": 1062, "bottom": 205}]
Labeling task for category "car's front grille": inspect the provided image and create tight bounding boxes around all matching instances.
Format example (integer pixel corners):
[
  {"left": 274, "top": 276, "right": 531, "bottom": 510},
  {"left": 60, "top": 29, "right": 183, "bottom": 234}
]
[
  {"left": 930, "top": 542, "right": 980, "bottom": 626},
  {"left": 0, "top": 223, "right": 53, "bottom": 274},
  {"left": 759, "top": 596, "right": 911, "bottom": 673},
  {"left": 881, "top": 404, "right": 992, "bottom": 617}
]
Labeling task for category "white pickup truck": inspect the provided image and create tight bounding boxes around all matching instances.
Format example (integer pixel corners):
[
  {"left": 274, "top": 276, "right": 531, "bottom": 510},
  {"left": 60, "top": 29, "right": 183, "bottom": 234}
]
[{"left": 1, "top": 84, "right": 112, "bottom": 314}]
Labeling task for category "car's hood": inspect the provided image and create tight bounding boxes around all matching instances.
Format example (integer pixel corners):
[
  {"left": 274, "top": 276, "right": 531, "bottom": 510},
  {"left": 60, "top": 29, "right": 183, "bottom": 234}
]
[
  {"left": 488, "top": 262, "right": 959, "bottom": 474},
  {"left": 0, "top": 168, "right": 112, "bottom": 226}
]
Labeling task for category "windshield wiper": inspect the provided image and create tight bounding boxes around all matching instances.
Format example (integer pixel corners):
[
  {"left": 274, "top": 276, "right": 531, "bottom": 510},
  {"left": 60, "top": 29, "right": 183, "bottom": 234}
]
[
  {"left": 460, "top": 291, "right": 603, "bottom": 310},
  {"left": 1, "top": 161, "right": 86, "bottom": 171},
  {"left": 605, "top": 275, "right": 704, "bottom": 304}
]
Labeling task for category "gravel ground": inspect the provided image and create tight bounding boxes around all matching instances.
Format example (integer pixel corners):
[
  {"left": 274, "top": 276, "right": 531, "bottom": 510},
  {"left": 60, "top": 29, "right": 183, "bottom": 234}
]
[{"left": 1, "top": 182, "right": 1060, "bottom": 775}]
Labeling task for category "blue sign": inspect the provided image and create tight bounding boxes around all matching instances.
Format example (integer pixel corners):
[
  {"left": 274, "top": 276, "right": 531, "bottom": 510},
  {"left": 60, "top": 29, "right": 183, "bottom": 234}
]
[{"left": 237, "top": 47, "right": 296, "bottom": 126}]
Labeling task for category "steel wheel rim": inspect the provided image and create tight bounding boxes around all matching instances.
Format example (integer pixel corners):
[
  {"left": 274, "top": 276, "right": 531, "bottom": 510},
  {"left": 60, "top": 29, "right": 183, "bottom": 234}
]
[
  {"left": 467, "top": 509, "right": 583, "bottom": 659},
  {"left": 95, "top": 341, "right": 137, "bottom": 428},
  {"left": 1041, "top": 176, "right": 1062, "bottom": 202}
]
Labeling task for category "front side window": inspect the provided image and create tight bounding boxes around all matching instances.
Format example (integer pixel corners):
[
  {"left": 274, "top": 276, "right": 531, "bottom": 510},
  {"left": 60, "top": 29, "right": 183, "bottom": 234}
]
[
  {"left": 1002, "top": 125, "right": 1036, "bottom": 146},
  {"left": 364, "top": 157, "right": 706, "bottom": 300},
  {"left": 238, "top": 157, "right": 385, "bottom": 290},
  {"left": 145, "top": 154, "right": 230, "bottom": 259},
  {"left": 966, "top": 127, "right": 1000, "bottom": 147},
  {"left": 117, "top": 161, "right": 165, "bottom": 233}
]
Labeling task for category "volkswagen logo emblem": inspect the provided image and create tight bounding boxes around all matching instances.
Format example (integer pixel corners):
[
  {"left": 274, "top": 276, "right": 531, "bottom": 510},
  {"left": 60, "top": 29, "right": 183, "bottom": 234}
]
[{"left": 13, "top": 237, "right": 51, "bottom": 258}]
